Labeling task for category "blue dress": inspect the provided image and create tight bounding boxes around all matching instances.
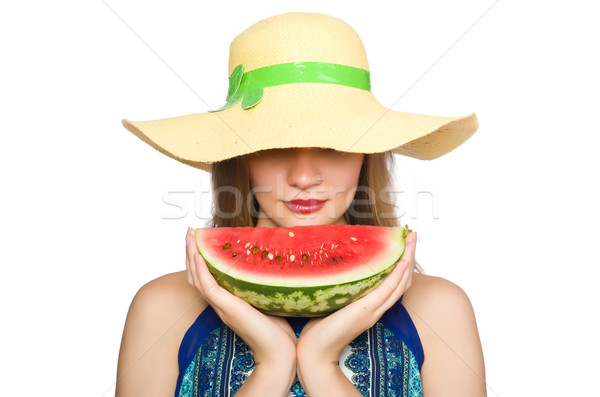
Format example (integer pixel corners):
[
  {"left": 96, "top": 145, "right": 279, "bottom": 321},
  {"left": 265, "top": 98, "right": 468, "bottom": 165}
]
[{"left": 174, "top": 295, "right": 424, "bottom": 396}]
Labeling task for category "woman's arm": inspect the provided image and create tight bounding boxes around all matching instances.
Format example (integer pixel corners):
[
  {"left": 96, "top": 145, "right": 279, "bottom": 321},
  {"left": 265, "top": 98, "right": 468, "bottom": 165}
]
[
  {"left": 408, "top": 276, "right": 487, "bottom": 396},
  {"left": 234, "top": 363, "right": 297, "bottom": 397},
  {"left": 116, "top": 273, "right": 200, "bottom": 396},
  {"left": 296, "top": 362, "right": 363, "bottom": 396}
]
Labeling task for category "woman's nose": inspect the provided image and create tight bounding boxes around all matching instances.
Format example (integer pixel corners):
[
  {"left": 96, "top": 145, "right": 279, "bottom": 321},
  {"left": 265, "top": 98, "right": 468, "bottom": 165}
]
[{"left": 286, "top": 148, "right": 325, "bottom": 190}]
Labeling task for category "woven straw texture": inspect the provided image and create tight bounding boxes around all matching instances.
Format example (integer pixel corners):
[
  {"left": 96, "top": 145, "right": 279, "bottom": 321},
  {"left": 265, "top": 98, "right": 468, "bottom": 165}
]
[{"left": 122, "top": 12, "right": 478, "bottom": 173}]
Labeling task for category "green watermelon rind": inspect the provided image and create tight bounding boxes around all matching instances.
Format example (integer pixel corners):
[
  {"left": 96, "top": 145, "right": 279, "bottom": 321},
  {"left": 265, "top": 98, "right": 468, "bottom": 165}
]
[{"left": 202, "top": 254, "right": 403, "bottom": 317}]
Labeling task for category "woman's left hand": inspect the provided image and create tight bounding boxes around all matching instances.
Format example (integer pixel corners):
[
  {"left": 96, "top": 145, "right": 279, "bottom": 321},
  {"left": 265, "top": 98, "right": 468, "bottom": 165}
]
[{"left": 296, "top": 231, "right": 418, "bottom": 367}]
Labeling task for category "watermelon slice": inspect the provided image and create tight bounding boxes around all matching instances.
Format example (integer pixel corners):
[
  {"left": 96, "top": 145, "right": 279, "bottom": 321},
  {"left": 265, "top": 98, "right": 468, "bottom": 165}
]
[{"left": 194, "top": 224, "right": 411, "bottom": 317}]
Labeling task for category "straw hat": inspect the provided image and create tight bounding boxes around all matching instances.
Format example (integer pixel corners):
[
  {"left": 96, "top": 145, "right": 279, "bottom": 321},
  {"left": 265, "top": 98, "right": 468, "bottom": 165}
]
[{"left": 122, "top": 12, "right": 479, "bottom": 173}]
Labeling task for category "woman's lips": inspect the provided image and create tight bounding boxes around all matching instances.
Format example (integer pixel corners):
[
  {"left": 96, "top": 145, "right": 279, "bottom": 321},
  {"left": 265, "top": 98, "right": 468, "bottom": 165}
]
[{"left": 284, "top": 199, "right": 326, "bottom": 214}]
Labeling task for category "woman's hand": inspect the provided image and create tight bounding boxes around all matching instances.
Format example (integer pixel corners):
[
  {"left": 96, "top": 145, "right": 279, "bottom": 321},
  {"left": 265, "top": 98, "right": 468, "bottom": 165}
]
[
  {"left": 185, "top": 228, "right": 297, "bottom": 372},
  {"left": 295, "top": 231, "right": 417, "bottom": 390}
]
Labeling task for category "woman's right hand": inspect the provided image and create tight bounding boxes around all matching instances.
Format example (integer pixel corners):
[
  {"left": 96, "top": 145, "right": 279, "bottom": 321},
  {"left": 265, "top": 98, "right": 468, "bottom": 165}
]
[{"left": 185, "top": 228, "right": 297, "bottom": 370}]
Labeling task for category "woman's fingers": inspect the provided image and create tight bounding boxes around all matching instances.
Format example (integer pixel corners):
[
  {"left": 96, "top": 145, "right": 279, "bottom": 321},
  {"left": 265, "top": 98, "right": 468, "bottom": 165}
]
[
  {"left": 187, "top": 228, "right": 222, "bottom": 303},
  {"left": 193, "top": 249, "right": 247, "bottom": 321},
  {"left": 187, "top": 233, "right": 222, "bottom": 312},
  {"left": 193, "top": 251, "right": 222, "bottom": 303},
  {"left": 185, "top": 229, "right": 194, "bottom": 283},
  {"left": 193, "top": 254, "right": 218, "bottom": 297},
  {"left": 187, "top": 234, "right": 201, "bottom": 290},
  {"left": 377, "top": 232, "right": 417, "bottom": 310},
  {"left": 357, "top": 231, "right": 416, "bottom": 318},
  {"left": 185, "top": 229, "right": 194, "bottom": 286},
  {"left": 379, "top": 252, "right": 416, "bottom": 315},
  {"left": 187, "top": 231, "right": 228, "bottom": 318}
]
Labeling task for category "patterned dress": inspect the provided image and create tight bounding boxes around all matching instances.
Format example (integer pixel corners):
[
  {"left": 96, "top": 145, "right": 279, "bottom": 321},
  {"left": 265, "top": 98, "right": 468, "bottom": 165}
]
[{"left": 174, "top": 296, "right": 424, "bottom": 396}]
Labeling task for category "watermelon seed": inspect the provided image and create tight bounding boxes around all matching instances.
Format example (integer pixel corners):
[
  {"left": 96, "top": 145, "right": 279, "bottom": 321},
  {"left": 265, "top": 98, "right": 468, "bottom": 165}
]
[
  {"left": 338, "top": 255, "right": 344, "bottom": 261},
  {"left": 261, "top": 250, "right": 269, "bottom": 259},
  {"left": 246, "top": 249, "right": 251, "bottom": 255},
  {"left": 302, "top": 254, "right": 309, "bottom": 261},
  {"left": 268, "top": 253, "right": 274, "bottom": 260},
  {"left": 237, "top": 240, "right": 240, "bottom": 243},
  {"left": 289, "top": 231, "right": 295, "bottom": 237},
  {"left": 350, "top": 237, "right": 357, "bottom": 241},
  {"left": 232, "top": 252, "right": 238, "bottom": 257},
  {"left": 223, "top": 242, "right": 231, "bottom": 250},
  {"left": 275, "top": 255, "right": 282, "bottom": 263},
  {"left": 332, "top": 257, "right": 337, "bottom": 263},
  {"left": 290, "top": 254, "right": 295, "bottom": 262},
  {"left": 245, "top": 242, "right": 251, "bottom": 248},
  {"left": 251, "top": 246, "right": 260, "bottom": 254}
]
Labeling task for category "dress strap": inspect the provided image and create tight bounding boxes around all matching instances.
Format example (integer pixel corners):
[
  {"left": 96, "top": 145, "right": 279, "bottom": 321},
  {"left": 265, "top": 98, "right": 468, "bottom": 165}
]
[
  {"left": 380, "top": 295, "right": 425, "bottom": 370},
  {"left": 175, "top": 304, "right": 222, "bottom": 396}
]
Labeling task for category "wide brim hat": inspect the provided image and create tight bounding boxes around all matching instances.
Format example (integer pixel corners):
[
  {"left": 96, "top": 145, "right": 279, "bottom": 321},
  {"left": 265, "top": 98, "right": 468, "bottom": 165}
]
[{"left": 122, "top": 12, "right": 479, "bottom": 173}]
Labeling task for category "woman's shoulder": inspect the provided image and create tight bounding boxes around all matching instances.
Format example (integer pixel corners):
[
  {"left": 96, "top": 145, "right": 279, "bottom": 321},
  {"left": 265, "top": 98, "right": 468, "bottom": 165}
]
[
  {"left": 116, "top": 271, "right": 208, "bottom": 394},
  {"left": 131, "top": 270, "right": 208, "bottom": 323},
  {"left": 122, "top": 270, "right": 208, "bottom": 348},
  {"left": 401, "top": 272, "right": 486, "bottom": 393},
  {"left": 402, "top": 271, "right": 478, "bottom": 340},
  {"left": 403, "top": 271, "right": 473, "bottom": 307}
]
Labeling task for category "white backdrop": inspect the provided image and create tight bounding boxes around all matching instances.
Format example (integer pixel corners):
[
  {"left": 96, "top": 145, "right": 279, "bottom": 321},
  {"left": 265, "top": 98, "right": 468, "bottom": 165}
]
[{"left": 1, "top": 0, "right": 598, "bottom": 395}]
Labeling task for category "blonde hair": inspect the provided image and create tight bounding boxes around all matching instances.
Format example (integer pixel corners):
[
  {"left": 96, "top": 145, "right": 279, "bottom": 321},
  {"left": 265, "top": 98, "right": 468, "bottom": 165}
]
[{"left": 207, "top": 150, "right": 424, "bottom": 273}]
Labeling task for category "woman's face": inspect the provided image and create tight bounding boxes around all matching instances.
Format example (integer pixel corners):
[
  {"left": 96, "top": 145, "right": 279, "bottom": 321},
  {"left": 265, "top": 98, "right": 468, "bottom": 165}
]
[{"left": 248, "top": 147, "right": 365, "bottom": 228}]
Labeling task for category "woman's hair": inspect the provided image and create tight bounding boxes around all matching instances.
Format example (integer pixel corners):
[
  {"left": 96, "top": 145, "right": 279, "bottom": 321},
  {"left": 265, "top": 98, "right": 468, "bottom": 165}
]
[{"left": 207, "top": 150, "right": 424, "bottom": 273}]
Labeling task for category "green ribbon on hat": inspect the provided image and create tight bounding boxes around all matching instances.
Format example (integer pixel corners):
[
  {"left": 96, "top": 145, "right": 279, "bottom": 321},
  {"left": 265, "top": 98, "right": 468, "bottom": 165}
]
[{"left": 208, "top": 61, "right": 371, "bottom": 112}]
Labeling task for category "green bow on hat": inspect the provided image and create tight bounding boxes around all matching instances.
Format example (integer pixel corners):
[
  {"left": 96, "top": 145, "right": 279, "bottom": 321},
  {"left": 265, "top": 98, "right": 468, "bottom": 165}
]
[{"left": 209, "top": 61, "right": 371, "bottom": 112}]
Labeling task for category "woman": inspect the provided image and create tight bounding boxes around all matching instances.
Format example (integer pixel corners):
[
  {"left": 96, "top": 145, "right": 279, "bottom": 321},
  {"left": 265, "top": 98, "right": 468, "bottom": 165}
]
[{"left": 116, "top": 12, "right": 486, "bottom": 396}]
